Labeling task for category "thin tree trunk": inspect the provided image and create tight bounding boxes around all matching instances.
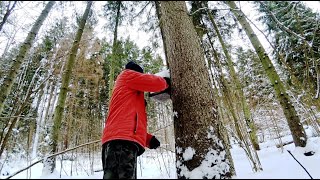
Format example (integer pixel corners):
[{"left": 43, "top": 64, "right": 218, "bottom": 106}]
[
  {"left": 207, "top": 10, "right": 260, "bottom": 150},
  {"left": 0, "top": 64, "right": 47, "bottom": 159},
  {"left": 159, "top": 1, "right": 233, "bottom": 178},
  {"left": 226, "top": 1, "right": 307, "bottom": 147},
  {"left": 0, "top": 1, "right": 18, "bottom": 32},
  {"left": 208, "top": 43, "right": 262, "bottom": 171},
  {"left": 108, "top": 1, "right": 121, "bottom": 99},
  {"left": 43, "top": 1, "right": 92, "bottom": 174},
  {"left": 0, "top": 1, "right": 55, "bottom": 116},
  {"left": 30, "top": 81, "right": 46, "bottom": 159},
  {"left": 155, "top": 1, "right": 169, "bottom": 68}
]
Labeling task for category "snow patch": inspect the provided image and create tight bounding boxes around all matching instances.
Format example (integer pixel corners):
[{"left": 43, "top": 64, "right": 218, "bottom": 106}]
[
  {"left": 183, "top": 147, "right": 195, "bottom": 161},
  {"left": 178, "top": 148, "right": 230, "bottom": 179},
  {"left": 155, "top": 68, "right": 170, "bottom": 78},
  {"left": 207, "top": 126, "right": 224, "bottom": 148},
  {"left": 173, "top": 111, "right": 178, "bottom": 118}
]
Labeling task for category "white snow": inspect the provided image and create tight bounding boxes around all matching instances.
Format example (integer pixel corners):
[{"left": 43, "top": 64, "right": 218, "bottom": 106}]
[
  {"left": 173, "top": 111, "right": 178, "bottom": 118},
  {"left": 2, "top": 135, "right": 319, "bottom": 179},
  {"left": 177, "top": 148, "right": 229, "bottom": 179},
  {"left": 182, "top": 147, "right": 195, "bottom": 161},
  {"left": 155, "top": 69, "right": 170, "bottom": 78}
]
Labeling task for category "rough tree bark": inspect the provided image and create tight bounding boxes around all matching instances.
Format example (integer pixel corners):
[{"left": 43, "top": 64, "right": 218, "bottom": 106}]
[{"left": 159, "top": 1, "right": 233, "bottom": 178}]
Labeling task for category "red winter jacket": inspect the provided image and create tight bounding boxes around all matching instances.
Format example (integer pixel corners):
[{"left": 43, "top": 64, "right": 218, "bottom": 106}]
[{"left": 101, "top": 69, "right": 168, "bottom": 154}]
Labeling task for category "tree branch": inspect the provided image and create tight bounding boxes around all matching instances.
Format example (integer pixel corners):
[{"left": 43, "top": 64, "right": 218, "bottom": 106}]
[
  {"left": 5, "top": 140, "right": 100, "bottom": 179},
  {"left": 131, "top": 1, "right": 151, "bottom": 20},
  {"left": 0, "top": 116, "right": 36, "bottom": 119},
  {"left": 259, "top": 1, "right": 307, "bottom": 42},
  {"left": 189, "top": 7, "right": 240, "bottom": 16}
]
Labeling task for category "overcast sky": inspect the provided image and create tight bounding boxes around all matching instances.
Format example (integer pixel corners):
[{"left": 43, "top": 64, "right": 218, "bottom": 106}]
[{"left": 1, "top": 1, "right": 319, "bottom": 62}]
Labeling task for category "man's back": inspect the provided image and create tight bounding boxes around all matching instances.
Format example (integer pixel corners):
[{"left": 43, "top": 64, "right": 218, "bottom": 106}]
[{"left": 101, "top": 69, "right": 168, "bottom": 149}]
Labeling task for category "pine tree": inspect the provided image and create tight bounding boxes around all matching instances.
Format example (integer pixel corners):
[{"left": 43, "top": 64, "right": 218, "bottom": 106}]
[
  {"left": 43, "top": 1, "right": 92, "bottom": 174},
  {"left": 255, "top": 1, "right": 320, "bottom": 91},
  {"left": 102, "top": 1, "right": 124, "bottom": 100}
]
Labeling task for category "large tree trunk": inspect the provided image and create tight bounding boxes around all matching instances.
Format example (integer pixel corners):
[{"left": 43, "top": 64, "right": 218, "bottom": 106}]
[
  {"left": 159, "top": 1, "right": 233, "bottom": 178},
  {"left": 43, "top": 1, "right": 92, "bottom": 174},
  {"left": 226, "top": 1, "right": 307, "bottom": 147},
  {"left": 0, "top": 1, "right": 55, "bottom": 116}
]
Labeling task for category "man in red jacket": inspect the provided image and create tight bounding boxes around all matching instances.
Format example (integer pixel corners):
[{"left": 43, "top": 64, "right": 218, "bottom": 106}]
[{"left": 101, "top": 61, "right": 170, "bottom": 179}]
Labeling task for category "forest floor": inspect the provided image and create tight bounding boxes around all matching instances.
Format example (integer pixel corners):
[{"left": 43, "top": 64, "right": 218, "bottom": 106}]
[{"left": 1, "top": 131, "right": 319, "bottom": 179}]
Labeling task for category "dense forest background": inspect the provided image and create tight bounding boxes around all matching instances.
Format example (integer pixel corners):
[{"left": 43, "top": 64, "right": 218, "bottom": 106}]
[{"left": 0, "top": 1, "right": 319, "bottom": 179}]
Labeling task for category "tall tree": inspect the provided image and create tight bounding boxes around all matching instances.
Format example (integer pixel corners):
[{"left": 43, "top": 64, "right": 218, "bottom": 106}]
[
  {"left": 0, "top": 1, "right": 55, "bottom": 116},
  {"left": 205, "top": 6, "right": 260, "bottom": 151},
  {"left": 103, "top": 1, "right": 123, "bottom": 99},
  {"left": 158, "top": 1, "right": 232, "bottom": 178},
  {"left": 42, "top": 1, "right": 92, "bottom": 174},
  {"left": 226, "top": 1, "right": 307, "bottom": 147},
  {"left": 203, "top": 32, "right": 262, "bottom": 172}
]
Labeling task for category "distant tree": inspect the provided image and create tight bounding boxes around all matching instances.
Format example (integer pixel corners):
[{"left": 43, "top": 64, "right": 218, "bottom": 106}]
[
  {"left": 102, "top": 1, "right": 124, "bottom": 99},
  {"left": 0, "top": 1, "right": 55, "bottom": 116},
  {"left": 226, "top": 1, "right": 307, "bottom": 147},
  {"left": 42, "top": 1, "right": 92, "bottom": 174}
]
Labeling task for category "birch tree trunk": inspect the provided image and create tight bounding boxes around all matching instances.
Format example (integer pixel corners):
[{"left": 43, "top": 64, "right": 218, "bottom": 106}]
[
  {"left": 159, "top": 1, "right": 232, "bottom": 178},
  {"left": 0, "top": 1, "right": 55, "bottom": 116},
  {"left": 43, "top": 1, "right": 92, "bottom": 174},
  {"left": 226, "top": 1, "right": 307, "bottom": 147}
]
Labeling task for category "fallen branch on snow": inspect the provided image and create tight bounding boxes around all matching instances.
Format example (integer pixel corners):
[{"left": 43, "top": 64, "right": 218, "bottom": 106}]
[{"left": 5, "top": 140, "right": 100, "bottom": 179}]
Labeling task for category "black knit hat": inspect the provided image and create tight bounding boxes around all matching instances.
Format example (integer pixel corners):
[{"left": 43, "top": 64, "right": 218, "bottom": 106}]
[{"left": 125, "top": 61, "right": 143, "bottom": 73}]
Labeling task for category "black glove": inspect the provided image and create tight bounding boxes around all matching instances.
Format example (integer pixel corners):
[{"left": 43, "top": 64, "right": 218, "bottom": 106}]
[
  {"left": 149, "top": 136, "right": 160, "bottom": 149},
  {"left": 163, "top": 77, "right": 171, "bottom": 87},
  {"left": 163, "top": 77, "right": 171, "bottom": 94}
]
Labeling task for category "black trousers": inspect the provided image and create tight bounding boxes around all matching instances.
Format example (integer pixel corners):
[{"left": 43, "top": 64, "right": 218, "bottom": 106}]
[{"left": 102, "top": 140, "right": 139, "bottom": 179}]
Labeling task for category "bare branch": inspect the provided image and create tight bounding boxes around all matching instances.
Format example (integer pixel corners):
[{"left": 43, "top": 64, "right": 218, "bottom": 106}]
[
  {"left": 131, "top": 1, "right": 151, "bottom": 20},
  {"left": 5, "top": 140, "right": 100, "bottom": 179},
  {"left": 0, "top": 116, "right": 36, "bottom": 119},
  {"left": 189, "top": 7, "right": 240, "bottom": 16}
]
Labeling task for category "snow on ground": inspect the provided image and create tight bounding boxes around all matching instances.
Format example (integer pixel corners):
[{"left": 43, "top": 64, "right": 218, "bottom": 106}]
[
  {"left": 1, "top": 135, "right": 319, "bottom": 179},
  {"left": 232, "top": 136, "right": 319, "bottom": 179}
]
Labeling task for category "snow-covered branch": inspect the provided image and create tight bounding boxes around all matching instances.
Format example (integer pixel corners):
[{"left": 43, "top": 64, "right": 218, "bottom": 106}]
[{"left": 259, "top": 1, "right": 307, "bottom": 43}]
